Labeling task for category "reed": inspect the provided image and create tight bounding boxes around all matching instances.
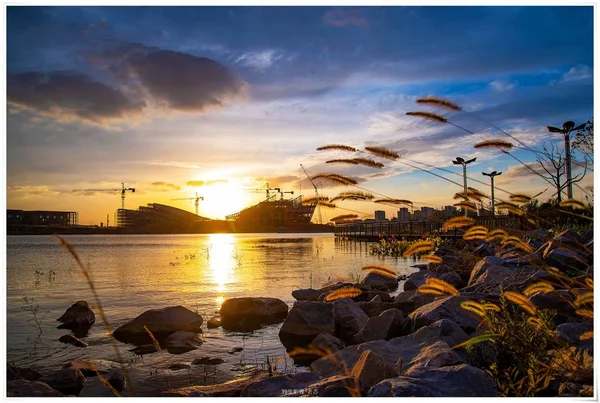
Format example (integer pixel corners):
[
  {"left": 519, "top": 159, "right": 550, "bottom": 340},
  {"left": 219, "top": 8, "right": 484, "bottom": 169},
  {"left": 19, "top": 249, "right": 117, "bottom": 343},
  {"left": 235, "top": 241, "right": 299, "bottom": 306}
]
[
  {"left": 364, "top": 146, "right": 399, "bottom": 160},
  {"left": 316, "top": 144, "right": 358, "bottom": 152},
  {"left": 405, "top": 111, "right": 448, "bottom": 123},
  {"left": 473, "top": 139, "right": 514, "bottom": 150},
  {"left": 415, "top": 96, "right": 462, "bottom": 112}
]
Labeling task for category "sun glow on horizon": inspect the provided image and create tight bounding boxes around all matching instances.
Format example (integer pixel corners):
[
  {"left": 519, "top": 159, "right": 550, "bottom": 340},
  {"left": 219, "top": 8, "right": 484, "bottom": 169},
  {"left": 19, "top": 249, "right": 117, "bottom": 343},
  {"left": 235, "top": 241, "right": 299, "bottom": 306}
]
[{"left": 193, "top": 180, "right": 250, "bottom": 219}]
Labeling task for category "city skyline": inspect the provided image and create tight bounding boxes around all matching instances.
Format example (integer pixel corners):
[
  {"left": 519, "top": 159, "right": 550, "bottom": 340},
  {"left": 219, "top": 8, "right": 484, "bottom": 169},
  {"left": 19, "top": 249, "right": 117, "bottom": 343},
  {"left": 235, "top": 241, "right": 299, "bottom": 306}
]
[{"left": 6, "top": 5, "right": 594, "bottom": 224}]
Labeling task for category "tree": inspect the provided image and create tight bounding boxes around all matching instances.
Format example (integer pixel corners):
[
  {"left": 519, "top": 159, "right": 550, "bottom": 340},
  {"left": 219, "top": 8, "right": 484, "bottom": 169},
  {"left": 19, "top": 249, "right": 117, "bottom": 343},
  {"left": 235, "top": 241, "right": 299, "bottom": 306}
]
[
  {"left": 572, "top": 120, "right": 593, "bottom": 164},
  {"left": 535, "top": 141, "right": 588, "bottom": 202}
]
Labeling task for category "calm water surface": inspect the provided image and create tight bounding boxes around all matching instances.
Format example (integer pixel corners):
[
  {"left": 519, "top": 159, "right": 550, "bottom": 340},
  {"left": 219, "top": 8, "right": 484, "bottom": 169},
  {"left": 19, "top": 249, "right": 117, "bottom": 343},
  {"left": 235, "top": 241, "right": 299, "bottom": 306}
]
[{"left": 7, "top": 233, "right": 418, "bottom": 395}]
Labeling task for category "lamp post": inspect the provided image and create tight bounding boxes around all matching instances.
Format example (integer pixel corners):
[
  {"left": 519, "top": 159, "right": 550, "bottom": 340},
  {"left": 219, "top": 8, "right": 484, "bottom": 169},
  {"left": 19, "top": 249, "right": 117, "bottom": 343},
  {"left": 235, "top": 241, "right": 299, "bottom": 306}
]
[
  {"left": 482, "top": 171, "right": 502, "bottom": 217},
  {"left": 452, "top": 157, "right": 477, "bottom": 215},
  {"left": 547, "top": 121, "right": 586, "bottom": 200}
]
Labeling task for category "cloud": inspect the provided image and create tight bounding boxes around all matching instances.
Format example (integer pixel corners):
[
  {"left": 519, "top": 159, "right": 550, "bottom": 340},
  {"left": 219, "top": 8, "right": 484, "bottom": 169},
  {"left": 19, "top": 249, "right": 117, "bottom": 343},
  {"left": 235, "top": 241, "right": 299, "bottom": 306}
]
[
  {"left": 146, "top": 160, "right": 203, "bottom": 169},
  {"left": 323, "top": 9, "right": 368, "bottom": 27},
  {"left": 489, "top": 80, "right": 516, "bottom": 92},
  {"left": 186, "top": 179, "right": 229, "bottom": 187},
  {"left": 561, "top": 64, "right": 592, "bottom": 82},
  {"left": 94, "top": 43, "right": 249, "bottom": 113},
  {"left": 254, "top": 175, "right": 300, "bottom": 188},
  {"left": 7, "top": 185, "right": 60, "bottom": 197},
  {"left": 235, "top": 50, "right": 283, "bottom": 71},
  {"left": 7, "top": 71, "right": 145, "bottom": 126},
  {"left": 151, "top": 181, "right": 181, "bottom": 191}
]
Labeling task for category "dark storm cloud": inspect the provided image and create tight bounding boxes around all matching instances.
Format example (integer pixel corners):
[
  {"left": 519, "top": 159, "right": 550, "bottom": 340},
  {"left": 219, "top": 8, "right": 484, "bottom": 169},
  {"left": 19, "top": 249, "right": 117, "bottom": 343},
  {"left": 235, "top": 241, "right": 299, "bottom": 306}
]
[{"left": 7, "top": 71, "right": 145, "bottom": 126}]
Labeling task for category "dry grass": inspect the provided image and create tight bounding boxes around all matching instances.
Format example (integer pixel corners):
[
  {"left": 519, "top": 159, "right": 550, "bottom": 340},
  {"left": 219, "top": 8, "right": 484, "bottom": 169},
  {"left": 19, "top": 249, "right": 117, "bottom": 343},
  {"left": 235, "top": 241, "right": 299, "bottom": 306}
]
[
  {"left": 415, "top": 96, "right": 462, "bottom": 112},
  {"left": 364, "top": 146, "right": 399, "bottom": 160},
  {"left": 316, "top": 144, "right": 358, "bottom": 152}
]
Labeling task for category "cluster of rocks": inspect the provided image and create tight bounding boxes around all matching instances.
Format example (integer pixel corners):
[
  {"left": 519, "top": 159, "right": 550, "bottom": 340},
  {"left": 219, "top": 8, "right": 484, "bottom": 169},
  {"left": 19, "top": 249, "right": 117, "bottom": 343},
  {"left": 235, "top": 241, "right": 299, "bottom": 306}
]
[{"left": 9, "top": 229, "right": 593, "bottom": 397}]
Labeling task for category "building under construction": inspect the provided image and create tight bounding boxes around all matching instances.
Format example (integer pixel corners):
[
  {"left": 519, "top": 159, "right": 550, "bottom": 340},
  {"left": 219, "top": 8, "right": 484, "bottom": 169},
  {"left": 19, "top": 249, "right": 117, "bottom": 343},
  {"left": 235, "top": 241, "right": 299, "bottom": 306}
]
[
  {"left": 116, "top": 203, "right": 214, "bottom": 231},
  {"left": 7, "top": 209, "right": 79, "bottom": 226}
]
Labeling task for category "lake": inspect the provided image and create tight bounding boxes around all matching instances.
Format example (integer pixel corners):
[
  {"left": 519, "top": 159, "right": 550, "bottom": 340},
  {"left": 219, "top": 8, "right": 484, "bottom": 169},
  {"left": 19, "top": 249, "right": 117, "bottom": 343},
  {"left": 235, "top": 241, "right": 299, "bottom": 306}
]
[{"left": 6, "top": 233, "right": 418, "bottom": 396}]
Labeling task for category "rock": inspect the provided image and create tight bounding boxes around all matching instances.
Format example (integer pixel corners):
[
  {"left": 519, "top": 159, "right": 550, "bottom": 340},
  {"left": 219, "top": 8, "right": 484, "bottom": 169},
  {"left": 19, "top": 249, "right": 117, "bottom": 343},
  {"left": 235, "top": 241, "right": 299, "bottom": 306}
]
[
  {"left": 353, "top": 308, "right": 404, "bottom": 344},
  {"left": 404, "top": 270, "right": 433, "bottom": 291},
  {"left": 408, "top": 296, "right": 481, "bottom": 333},
  {"left": 240, "top": 372, "right": 323, "bottom": 397},
  {"left": 112, "top": 306, "right": 203, "bottom": 345},
  {"left": 40, "top": 367, "right": 85, "bottom": 396},
  {"left": 7, "top": 379, "right": 64, "bottom": 397},
  {"left": 473, "top": 243, "right": 496, "bottom": 257},
  {"left": 543, "top": 247, "right": 590, "bottom": 274},
  {"left": 207, "top": 317, "right": 221, "bottom": 329},
  {"left": 558, "top": 382, "right": 582, "bottom": 396},
  {"left": 578, "top": 228, "right": 593, "bottom": 244},
  {"left": 105, "top": 370, "right": 126, "bottom": 392},
  {"left": 393, "top": 290, "right": 435, "bottom": 315},
  {"left": 555, "top": 323, "right": 593, "bottom": 353},
  {"left": 228, "top": 347, "right": 243, "bottom": 354},
  {"left": 529, "top": 291, "right": 577, "bottom": 324},
  {"left": 57, "top": 300, "right": 95, "bottom": 332},
  {"left": 350, "top": 350, "right": 397, "bottom": 390},
  {"left": 78, "top": 371, "right": 125, "bottom": 398},
  {"left": 162, "top": 370, "right": 271, "bottom": 397},
  {"left": 308, "top": 375, "right": 361, "bottom": 397},
  {"left": 279, "top": 301, "right": 335, "bottom": 349},
  {"left": 429, "top": 264, "right": 455, "bottom": 274},
  {"left": 405, "top": 340, "right": 464, "bottom": 370},
  {"left": 311, "top": 332, "right": 345, "bottom": 354},
  {"left": 65, "top": 359, "right": 121, "bottom": 376},
  {"left": 292, "top": 288, "right": 322, "bottom": 301},
  {"left": 168, "top": 363, "right": 191, "bottom": 370},
  {"left": 164, "top": 331, "right": 203, "bottom": 354},
  {"left": 220, "top": 297, "right": 288, "bottom": 331},
  {"left": 368, "top": 364, "right": 498, "bottom": 397},
  {"left": 361, "top": 272, "right": 398, "bottom": 292},
  {"left": 464, "top": 257, "right": 536, "bottom": 295},
  {"left": 370, "top": 294, "right": 382, "bottom": 302},
  {"left": 310, "top": 319, "right": 468, "bottom": 378},
  {"left": 129, "top": 344, "right": 157, "bottom": 356},
  {"left": 192, "top": 357, "right": 225, "bottom": 365},
  {"left": 7, "top": 363, "right": 42, "bottom": 381},
  {"left": 332, "top": 298, "right": 369, "bottom": 343},
  {"left": 59, "top": 334, "right": 88, "bottom": 348}
]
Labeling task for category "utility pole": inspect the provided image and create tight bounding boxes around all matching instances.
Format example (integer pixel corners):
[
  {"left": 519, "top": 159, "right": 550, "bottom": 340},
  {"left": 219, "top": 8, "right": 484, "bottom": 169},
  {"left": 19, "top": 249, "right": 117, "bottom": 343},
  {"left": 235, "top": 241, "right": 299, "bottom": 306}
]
[
  {"left": 482, "top": 171, "right": 502, "bottom": 216},
  {"left": 452, "top": 156, "right": 477, "bottom": 215},
  {"left": 547, "top": 121, "right": 586, "bottom": 200}
]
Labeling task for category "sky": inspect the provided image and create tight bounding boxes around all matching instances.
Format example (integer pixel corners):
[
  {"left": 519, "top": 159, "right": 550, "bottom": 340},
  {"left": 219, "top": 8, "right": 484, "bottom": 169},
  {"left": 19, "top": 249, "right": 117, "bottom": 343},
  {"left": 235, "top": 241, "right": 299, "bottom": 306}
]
[{"left": 5, "top": 5, "right": 595, "bottom": 224}]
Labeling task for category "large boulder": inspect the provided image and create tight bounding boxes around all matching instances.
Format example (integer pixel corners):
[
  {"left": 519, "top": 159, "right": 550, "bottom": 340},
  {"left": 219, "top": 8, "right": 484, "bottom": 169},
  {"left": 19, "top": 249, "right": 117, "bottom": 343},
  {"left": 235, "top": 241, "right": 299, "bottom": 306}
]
[
  {"left": 163, "top": 331, "right": 203, "bottom": 354},
  {"left": 40, "top": 367, "right": 85, "bottom": 396},
  {"left": 112, "top": 306, "right": 203, "bottom": 345},
  {"left": 279, "top": 301, "right": 335, "bottom": 350},
  {"left": 311, "top": 333, "right": 345, "bottom": 354},
  {"left": 360, "top": 272, "right": 398, "bottom": 292},
  {"left": 162, "top": 370, "right": 271, "bottom": 397},
  {"left": 543, "top": 247, "right": 590, "bottom": 274},
  {"left": 353, "top": 308, "right": 404, "bottom": 344},
  {"left": 7, "top": 380, "right": 64, "bottom": 397},
  {"left": 403, "top": 270, "right": 433, "bottom": 291},
  {"left": 332, "top": 298, "right": 369, "bottom": 343},
  {"left": 57, "top": 301, "right": 95, "bottom": 334},
  {"left": 393, "top": 290, "right": 435, "bottom": 315},
  {"left": 310, "top": 319, "right": 468, "bottom": 378},
  {"left": 240, "top": 372, "right": 323, "bottom": 397},
  {"left": 367, "top": 364, "right": 498, "bottom": 397},
  {"left": 220, "top": 297, "right": 288, "bottom": 331},
  {"left": 408, "top": 296, "right": 481, "bottom": 333},
  {"left": 350, "top": 350, "right": 398, "bottom": 391}
]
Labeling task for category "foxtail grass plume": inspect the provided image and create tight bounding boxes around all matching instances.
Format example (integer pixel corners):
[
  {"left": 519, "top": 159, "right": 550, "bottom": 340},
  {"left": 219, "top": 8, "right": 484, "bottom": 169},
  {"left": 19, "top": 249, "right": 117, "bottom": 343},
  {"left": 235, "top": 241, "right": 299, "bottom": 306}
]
[
  {"left": 361, "top": 264, "right": 397, "bottom": 278},
  {"left": 463, "top": 225, "right": 489, "bottom": 241},
  {"left": 454, "top": 201, "right": 477, "bottom": 211},
  {"left": 496, "top": 202, "right": 524, "bottom": 216},
  {"left": 574, "top": 292, "right": 593, "bottom": 307},
  {"left": 374, "top": 198, "right": 413, "bottom": 205},
  {"left": 330, "top": 191, "right": 374, "bottom": 202},
  {"left": 326, "top": 159, "right": 359, "bottom": 165},
  {"left": 316, "top": 144, "right": 357, "bottom": 152},
  {"left": 319, "top": 201, "right": 337, "bottom": 209},
  {"left": 559, "top": 199, "right": 588, "bottom": 210},
  {"left": 443, "top": 216, "right": 476, "bottom": 229},
  {"left": 406, "top": 111, "right": 448, "bottom": 124},
  {"left": 510, "top": 194, "right": 532, "bottom": 204},
  {"left": 474, "top": 139, "right": 514, "bottom": 150},
  {"left": 312, "top": 173, "right": 358, "bottom": 186},
  {"left": 416, "top": 96, "right": 462, "bottom": 112},
  {"left": 486, "top": 229, "right": 508, "bottom": 243},
  {"left": 417, "top": 277, "right": 459, "bottom": 296},
  {"left": 301, "top": 196, "right": 330, "bottom": 205},
  {"left": 460, "top": 300, "right": 487, "bottom": 317},
  {"left": 324, "top": 286, "right": 363, "bottom": 302},
  {"left": 421, "top": 255, "right": 443, "bottom": 264},
  {"left": 576, "top": 309, "right": 593, "bottom": 319},
  {"left": 352, "top": 158, "right": 385, "bottom": 169},
  {"left": 523, "top": 282, "right": 555, "bottom": 297},
  {"left": 330, "top": 214, "right": 359, "bottom": 222},
  {"left": 504, "top": 291, "right": 538, "bottom": 316},
  {"left": 503, "top": 235, "right": 533, "bottom": 253},
  {"left": 580, "top": 331, "right": 594, "bottom": 340},
  {"left": 403, "top": 240, "right": 435, "bottom": 257},
  {"left": 364, "top": 146, "right": 399, "bottom": 160},
  {"left": 288, "top": 346, "right": 330, "bottom": 359}
]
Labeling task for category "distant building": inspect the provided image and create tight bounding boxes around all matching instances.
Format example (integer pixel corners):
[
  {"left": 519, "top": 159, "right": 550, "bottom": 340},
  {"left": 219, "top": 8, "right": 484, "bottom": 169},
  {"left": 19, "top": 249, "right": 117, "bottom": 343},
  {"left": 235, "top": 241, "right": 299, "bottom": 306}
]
[
  {"left": 413, "top": 210, "right": 422, "bottom": 220},
  {"left": 7, "top": 209, "right": 78, "bottom": 226},
  {"left": 443, "top": 205, "right": 458, "bottom": 217},
  {"left": 421, "top": 207, "right": 435, "bottom": 219},
  {"left": 374, "top": 210, "right": 386, "bottom": 221},
  {"left": 397, "top": 207, "right": 411, "bottom": 221}
]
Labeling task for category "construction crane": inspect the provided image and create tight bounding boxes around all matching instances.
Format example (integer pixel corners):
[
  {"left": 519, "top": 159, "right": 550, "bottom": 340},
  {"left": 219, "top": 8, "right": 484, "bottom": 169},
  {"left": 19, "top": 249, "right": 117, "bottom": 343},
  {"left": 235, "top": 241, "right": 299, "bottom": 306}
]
[
  {"left": 77, "top": 182, "right": 136, "bottom": 210},
  {"left": 171, "top": 192, "right": 204, "bottom": 215},
  {"left": 244, "top": 183, "right": 280, "bottom": 201},
  {"left": 300, "top": 164, "right": 323, "bottom": 225},
  {"left": 278, "top": 190, "right": 294, "bottom": 200}
]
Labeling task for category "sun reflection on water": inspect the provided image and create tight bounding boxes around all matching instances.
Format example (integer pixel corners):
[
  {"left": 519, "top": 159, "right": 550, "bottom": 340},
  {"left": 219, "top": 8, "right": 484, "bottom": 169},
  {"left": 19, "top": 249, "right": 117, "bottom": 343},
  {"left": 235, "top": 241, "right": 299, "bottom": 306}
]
[{"left": 207, "top": 234, "right": 236, "bottom": 306}]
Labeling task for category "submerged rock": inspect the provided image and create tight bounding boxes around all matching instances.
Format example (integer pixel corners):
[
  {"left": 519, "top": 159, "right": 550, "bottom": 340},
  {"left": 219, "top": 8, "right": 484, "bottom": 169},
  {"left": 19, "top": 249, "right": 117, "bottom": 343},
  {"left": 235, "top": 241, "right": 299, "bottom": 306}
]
[
  {"left": 59, "top": 334, "right": 88, "bottom": 348},
  {"left": 164, "top": 331, "right": 203, "bottom": 354},
  {"left": 40, "top": 367, "right": 85, "bottom": 396},
  {"left": 112, "top": 306, "right": 203, "bottom": 345},
  {"left": 129, "top": 344, "right": 158, "bottom": 356},
  {"left": 220, "top": 297, "right": 288, "bottom": 331},
  {"left": 57, "top": 300, "right": 95, "bottom": 332},
  {"left": 192, "top": 357, "right": 225, "bottom": 365},
  {"left": 207, "top": 317, "right": 221, "bottom": 329}
]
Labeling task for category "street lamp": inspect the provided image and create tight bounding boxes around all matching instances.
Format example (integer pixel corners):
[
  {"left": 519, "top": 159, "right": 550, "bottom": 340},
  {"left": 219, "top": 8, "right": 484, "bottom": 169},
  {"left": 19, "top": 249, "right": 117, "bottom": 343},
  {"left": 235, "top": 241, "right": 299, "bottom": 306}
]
[
  {"left": 452, "top": 157, "right": 477, "bottom": 215},
  {"left": 547, "top": 121, "right": 586, "bottom": 200},
  {"left": 482, "top": 171, "right": 502, "bottom": 217}
]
